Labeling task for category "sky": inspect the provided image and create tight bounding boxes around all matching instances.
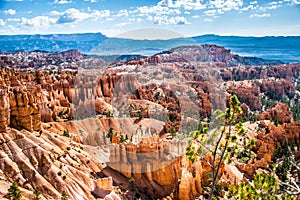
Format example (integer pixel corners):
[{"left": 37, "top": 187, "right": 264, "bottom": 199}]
[{"left": 0, "top": 0, "right": 299, "bottom": 39}]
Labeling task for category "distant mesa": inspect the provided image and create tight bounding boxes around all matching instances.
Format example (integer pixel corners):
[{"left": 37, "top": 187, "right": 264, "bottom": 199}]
[
  {"left": 0, "top": 32, "right": 106, "bottom": 54},
  {"left": 155, "top": 45, "right": 283, "bottom": 66},
  {"left": 0, "top": 44, "right": 284, "bottom": 69},
  {"left": 48, "top": 49, "right": 84, "bottom": 59},
  {"left": 1, "top": 33, "right": 300, "bottom": 63}
]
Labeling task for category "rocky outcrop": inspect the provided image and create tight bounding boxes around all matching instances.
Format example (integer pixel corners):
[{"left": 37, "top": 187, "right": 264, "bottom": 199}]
[
  {"left": 0, "top": 70, "right": 43, "bottom": 132},
  {"left": 9, "top": 88, "right": 42, "bottom": 131},
  {"left": 259, "top": 78, "right": 295, "bottom": 100},
  {"left": 227, "top": 81, "right": 261, "bottom": 111},
  {"left": 0, "top": 89, "right": 10, "bottom": 132},
  {"left": 0, "top": 70, "right": 45, "bottom": 131},
  {"left": 221, "top": 64, "right": 300, "bottom": 81},
  {"left": 51, "top": 117, "right": 204, "bottom": 200},
  {"left": 178, "top": 167, "right": 200, "bottom": 200},
  {"left": 0, "top": 68, "right": 78, "bottom": 128},
  {"left": 237, "top": 121, "right": 300, "bottom": 177},
  {"left": 48, "top": 49, "right": 83, "bottom": 60},
  {"left": 0, "top": 126, "right": 120, "bottom": 200},
  {"left": 258, "top": 102, "right": 293, "bottom": 124},
  {"left": 155, "top": 45, "right": 282, "bottom": 66},
  {"left": 126, "top": 55, "right": 161, "bottom": 65},
  {"left": 1, "top": 47, "right": 300, "bottom": 200},
  {"left": 123, "top": 45, "right": 283, "bottom": 67}
]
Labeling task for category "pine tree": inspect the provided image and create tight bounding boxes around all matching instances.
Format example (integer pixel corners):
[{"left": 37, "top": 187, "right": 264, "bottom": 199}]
[
  {"left": 186, "top": 95, "right": 251, "bottom": 199},
  {"left": 228, "top": 173, "right": 296, "bottom": 200},
  {"left": 7, "top": 181, "right": 22, "bottom": 200},
  {"left": 61, "top": 191, "right": 68, "bottom": 200},
  {"left": 33, "top": 188, "right": 41, "bottom": 200}
]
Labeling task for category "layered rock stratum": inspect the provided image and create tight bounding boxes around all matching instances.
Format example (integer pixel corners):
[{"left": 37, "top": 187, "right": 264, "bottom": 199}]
[{"left": 0, "top": 45, "right": 299, "bottom": 199}]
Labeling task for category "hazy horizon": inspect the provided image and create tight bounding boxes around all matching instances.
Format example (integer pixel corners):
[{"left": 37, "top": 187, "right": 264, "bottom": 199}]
[{"left": 1, "top": 31, "right": 300, "bottom": 40}]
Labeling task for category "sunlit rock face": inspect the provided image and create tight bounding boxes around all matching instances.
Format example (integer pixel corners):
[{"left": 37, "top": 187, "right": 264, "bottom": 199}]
[
  {"left": 0, "top": 69, "right": 41, "bottom": 132},
  {"left": 0, "top": 89, "right": 10, "bottom": 132},
  {"left": 0, "top": 68, "right": 76, "bottom": 132},
  {"left": 0, "top": 46, "right": 300, "bottom": 200},
  {"left": 0, "top": 127, "right": 111, "bottom": 200},
  {"left": 235, "top": 120, "right": 300, "bottom": 179},
  {"left": 227, "top": 81, "right": 261, "bottom": 111},
  {"left": 258, "top": 102, "right": 293, "bottom": 124}
]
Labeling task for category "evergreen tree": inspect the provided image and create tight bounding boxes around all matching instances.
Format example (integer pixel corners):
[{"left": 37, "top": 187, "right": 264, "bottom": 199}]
[
  {"left": 33, "top": 188, "right": 41, "bottom": 200},
  {"left": 186, "top": 95, "right": 253, "bottom": 199},
  {"left": 227, "top": 173, "right": 296, "bottom": 200},
  {"left": 106, "top": 127, "right": 114, "bottom": 143},
  {"left": 61, "top": 191, "right": 68, "bottom": 200},
  {"left": 7, "top": 181, "right": 22, "bottom": 200}
]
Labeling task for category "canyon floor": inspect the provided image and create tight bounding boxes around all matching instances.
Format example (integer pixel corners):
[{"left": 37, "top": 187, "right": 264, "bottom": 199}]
[{"left": 0, "top": 45, "right": 299, "bottom": 199}]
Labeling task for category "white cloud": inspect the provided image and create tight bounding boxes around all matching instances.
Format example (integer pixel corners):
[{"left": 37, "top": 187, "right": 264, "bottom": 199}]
[
  {"left": 114, "top": 21, "right": 132, "bottom": 27},
  {"left": 204, "top": 9, "right": 217, "bottom": 16},
  {"left": 259, "top": 2, "right": 281, "bottom": 11},
  {"left": 127, "top": 18, "right": 142, "bottom": 22},
  {"left": 20, "top": 16, "right": 57, "bottom": 27},
  {"left": 250, "top": 1, "right": 258, "bottom": 4},
  {"left": 192, "top": 15, "right": 199, "bottom": 18},
  {"left": 148, "top": 15, "right": 190, "bottom": 25},
  {"left": 264, "top": 1, "right": 282, "bottom": 9},
  {"left": 158, "top": 0, "right": 206, "bottom": 10},
  {"left": 54, "top": 0, "right": 72, "bottom": 4},
  {"left": 3, "top": 9, "right": 16, "bottom": 15},
  {"left": 84, "top": 0, "right": 97, "bottom": 2},
  {"left": 50, "top": 11, "right": 60, "bottom": 15},
  {"left": 7, "top": 18, "right": 21, "bottom": 22},
  {"left": 0, "top": 19, "right": 5, "bottom": 26},
  {"left": 115, "top": 9, "right": 129, "bottom": 17},
  {"left": 249, "top": 13, "right": 271, "bottom": 18},
  {"left": 204, "top": 18, "right": 213, "bottom": 22},
  {"left": 137, "top": 5, "right": 181, "bottom": 15},
  {"left": 136, "top": 18, "right": 143, "bottom": 22},
  {"left": 240, "top": 4, "right": 258, "bottom": 11},
  {"left": 137, "top": 0, "right": 211, "bottom": 20},
  {"left": 53, "top": 8, "right": 110, "bottom": 23},
  {"left": 283, "top": 0, "right": 300, "bottom": 3},
  {"left": 267, "top": 4, "right": 281, "bottom": 9},
  {"left": 209, "top": 0, "right": 243, "bottom": 12},
  {"left": 56, "top": 8, "right": 89, "bottom": 24},
  {"left": 91, "top": 10, "right": 110, "bottom": 21}
]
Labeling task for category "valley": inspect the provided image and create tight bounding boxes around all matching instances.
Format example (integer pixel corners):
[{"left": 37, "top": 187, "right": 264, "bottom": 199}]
[{"left": 0, "top": 43, "right": 299, "bottom": 199}]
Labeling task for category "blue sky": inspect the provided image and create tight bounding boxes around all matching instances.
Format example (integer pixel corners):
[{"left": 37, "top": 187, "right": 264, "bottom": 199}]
[{"left": 0, "top": 0, "right": 299, "bottom": 38}]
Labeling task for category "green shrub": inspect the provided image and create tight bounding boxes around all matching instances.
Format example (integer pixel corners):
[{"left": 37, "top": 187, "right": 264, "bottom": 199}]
[{"left": 7, "top": 181, "right": 22, "bottom": 200}]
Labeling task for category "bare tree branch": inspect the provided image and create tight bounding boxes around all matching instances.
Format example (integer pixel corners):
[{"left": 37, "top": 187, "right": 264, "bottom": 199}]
[
  {"left": 203, "top": 158, "right": 214, "bottom": 169},
  {"left": 279, "top": 180, "right": 300, "bottom": 195}
]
